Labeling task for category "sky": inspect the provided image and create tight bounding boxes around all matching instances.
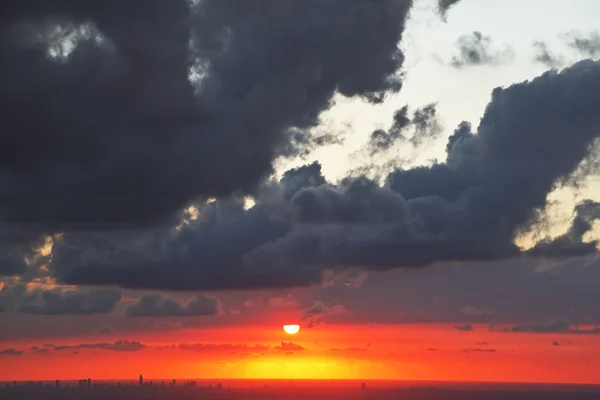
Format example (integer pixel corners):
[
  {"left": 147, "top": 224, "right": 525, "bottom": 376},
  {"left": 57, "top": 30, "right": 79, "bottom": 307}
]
[{"left": 1, "top": 0, "right": 600, "bottom": 384}]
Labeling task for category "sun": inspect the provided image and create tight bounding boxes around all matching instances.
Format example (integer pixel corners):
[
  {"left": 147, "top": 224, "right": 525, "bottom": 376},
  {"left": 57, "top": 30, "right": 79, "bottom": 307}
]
[{"left": 283, "top": 324, "right": 300, "bottom": 335}]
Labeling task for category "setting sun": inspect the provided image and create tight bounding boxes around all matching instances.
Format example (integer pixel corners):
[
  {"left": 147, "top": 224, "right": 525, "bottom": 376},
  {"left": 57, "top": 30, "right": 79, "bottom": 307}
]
[{"left": 283, "top": 324, "right": 300, "bottom": 335}]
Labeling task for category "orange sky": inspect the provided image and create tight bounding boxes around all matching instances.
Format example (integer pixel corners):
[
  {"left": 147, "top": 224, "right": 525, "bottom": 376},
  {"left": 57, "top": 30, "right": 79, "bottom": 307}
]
[{"left": 2, "top": 323, "right": 600, "bottom": 384}]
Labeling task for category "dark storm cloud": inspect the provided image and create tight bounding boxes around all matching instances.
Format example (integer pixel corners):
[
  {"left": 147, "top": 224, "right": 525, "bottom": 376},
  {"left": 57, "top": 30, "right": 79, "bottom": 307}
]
[
  {"left": 568, "top": 31, "right": 600, "bottom": 58},
  {"left": 244, "top": 59, "right": 600, "bottom": 275},
  {"left": 533, "top": 41, "right": 563, "bottom": 68},
  {"left": 47, "top": 340, "right": 147, "bottom": 352},
  {"left": 0, "top": 0, "right": 414, "bottom": 271},
  {"left": 368, "top": 103, "right": 441, "bottom": 153},
  {"left": 51, "top": 163, "right": 327, "bottom": 290},
  {"left": 46, "top": 59, "right": 600, "bottom": 291},
  {"left": 0, "top": 283, "right": 120, "bottom": 315},
  {"left": 289, "top": 177, "right": 409, "bottom": 224},
  {"left": 126, "top": 293, "right": 221, "bottom": 317},
  {"left": 450, "top": 31, "right": 514, "bottom": 68}
]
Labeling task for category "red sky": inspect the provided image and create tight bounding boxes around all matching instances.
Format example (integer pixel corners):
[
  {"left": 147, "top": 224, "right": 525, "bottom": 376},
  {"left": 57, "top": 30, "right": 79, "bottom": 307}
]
[{"left": 3, "top": 323, "right": 600, "bottom": 383}]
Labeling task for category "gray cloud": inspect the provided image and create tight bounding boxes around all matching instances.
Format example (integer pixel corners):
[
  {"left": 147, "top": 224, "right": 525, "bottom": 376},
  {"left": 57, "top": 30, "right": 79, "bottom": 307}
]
[
  {"left": 450, "top": 32, "right": 514, "bottom": 68},
  {"left": 510, "top": 318, "right": 571, "bottom": 333},
  {"left": 461, "top": 348, "right": 497, "bottom": 354},
  {"left": 0, "top": 0, "right": 414, "bottom": 274},
  {"left": 533, "top": 41, "right": 563, "bottom": 68},
  {"left": 1, "top": 2, "right": 599, "bottom": 294},
  {"left": 126, "top": 293, "right": 221, "bottom": 317},
  {"left": 0, "top": 348, "right": 24, "bottom": 356},
  {"left": 48, "top": 340, "right": 147, "bottom": 352},
  {"left": 502, "top": 318, "right": 600, "bottom": 334},
  {"left": 437, "top": 0, "right": 462, "bottom": 21},
  {"left": 41, "top": 59, "right": 600, "bottom": 291},
  {"left": 568, "top": 31, "right": 600, "bottom": 58},
  {"left": 30, "top": 346, "right": 49, "bottom": 354},
  {"left": 369, "top": 103, "right": 442, "bottom": 153}
]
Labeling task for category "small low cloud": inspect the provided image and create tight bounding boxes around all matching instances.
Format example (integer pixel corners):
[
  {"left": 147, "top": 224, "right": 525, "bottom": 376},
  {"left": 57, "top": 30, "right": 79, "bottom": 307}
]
[
  {"left": 491, "top": 318, "right": 600, "bottom": 335},
  {"left": 368, "top": 103, "right": 442, "bottom": 154},
  {"left": 47, "top": 340, "right": 147, "bottom": 352},
  {"left": 453, "top": 323, "right": 473, "bottom": 332},
  {"left": 450, "top": 31, "right": 514, "bottom": 68},
  {"left": 0, "top": 348, "right": 24, "bottom": 357},
  {"left": 568, "top": 31, "right": 600, "bottom": 58},
  {"left": 533, "top": 41, "right": 564, "bottom": 68},
  {"left": 462, "top": 348, "right": 497, "bottom": 354},
  {"left": 509, "top": 318, "right": 571, "bottom": 333},
  {"left": 126, "top": 293, "right": 221, "bottom": 317},
  {"left": 276, "top": 341, "right": 304, "bottom": 352},
  {"left": 31, "top": 346, "right": 49, "bottom": 354}
]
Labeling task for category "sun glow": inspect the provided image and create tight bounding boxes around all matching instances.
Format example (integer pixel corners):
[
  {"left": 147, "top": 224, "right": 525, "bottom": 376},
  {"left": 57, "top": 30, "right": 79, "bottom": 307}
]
[{"left": 283, "top": 324, "right": 300, "bottom": 335}]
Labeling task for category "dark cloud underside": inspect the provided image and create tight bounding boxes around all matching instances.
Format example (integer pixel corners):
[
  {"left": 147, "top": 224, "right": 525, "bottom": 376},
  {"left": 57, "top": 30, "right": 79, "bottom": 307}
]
[
  {"left": 42, "top": 59, "right": 600, "bottom": 291},
  {"left": 0, "top": 0, "right": 413, "bottom": 274}
]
